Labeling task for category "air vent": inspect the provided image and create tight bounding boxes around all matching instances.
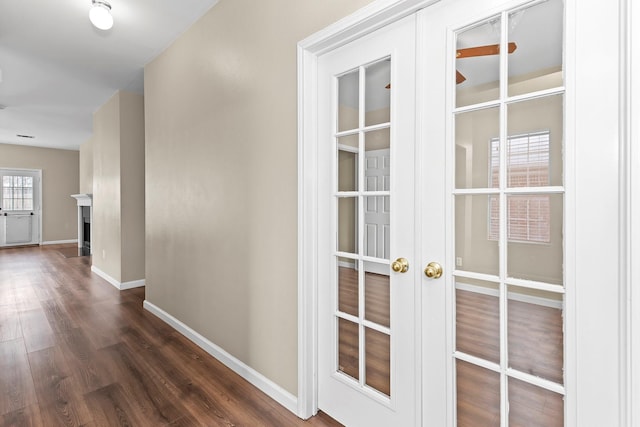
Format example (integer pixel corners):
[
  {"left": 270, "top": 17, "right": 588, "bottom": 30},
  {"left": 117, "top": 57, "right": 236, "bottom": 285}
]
[{"left": 17, "top": 134, "right": 35, "bottom": 139}]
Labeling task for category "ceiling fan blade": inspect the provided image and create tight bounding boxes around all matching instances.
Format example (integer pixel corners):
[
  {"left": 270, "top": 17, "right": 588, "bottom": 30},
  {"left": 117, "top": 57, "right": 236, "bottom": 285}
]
[
  {"left": 456, "top": 70, "right": 466, "bottom": 84},
  {"left": 456, "top": 42, "right": 517, "bottom": 58}
]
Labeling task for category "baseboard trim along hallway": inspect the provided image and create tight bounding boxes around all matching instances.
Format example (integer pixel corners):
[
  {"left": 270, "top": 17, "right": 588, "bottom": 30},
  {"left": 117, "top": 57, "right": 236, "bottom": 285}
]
[{"left": 143, "top": 300, "right": 299, "bottom": 416}]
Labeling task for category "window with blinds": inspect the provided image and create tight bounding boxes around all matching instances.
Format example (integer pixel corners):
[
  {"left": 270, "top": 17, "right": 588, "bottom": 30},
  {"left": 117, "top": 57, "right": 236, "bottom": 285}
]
[
  {"left": 489, "top": 131, "right": 551, "bottom": 243},
  {"left": 2, "top": 175, "right": 34, "bottom": 211}
]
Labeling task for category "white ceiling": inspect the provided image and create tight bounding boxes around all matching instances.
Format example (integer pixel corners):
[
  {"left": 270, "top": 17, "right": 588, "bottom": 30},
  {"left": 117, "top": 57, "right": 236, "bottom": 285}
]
[{"left": 0, "top": 0, "right": 220, "bottom": 151}]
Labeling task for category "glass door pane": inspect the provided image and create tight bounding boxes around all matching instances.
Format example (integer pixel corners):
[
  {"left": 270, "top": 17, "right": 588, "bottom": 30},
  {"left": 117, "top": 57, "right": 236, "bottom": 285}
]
[
  {"left": 452, "top": 1, "right": 566, "bottom": 424},
  {"left": 335, "top": 58, "right": 393, "bottom": 398}
]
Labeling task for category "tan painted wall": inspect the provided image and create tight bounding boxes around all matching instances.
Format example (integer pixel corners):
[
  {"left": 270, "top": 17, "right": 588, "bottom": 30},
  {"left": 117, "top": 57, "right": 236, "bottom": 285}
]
[
  {"left": 145, "top": 0, "right": 375, "bottom": 395},
  {"left": 93, "top": 93, "right": 122, "bottom": 281},
  {"left": 0, "top": 143, "right": 78, "bottom": 242},
  {"left": 79, "top": 138, "right": 93, "bottom": 195},
  {"left": 92, "top": 91, "right": 145, "bottom": 283},
  {"left": 119, "top": 91, "right": 146, "bottom": 283}
]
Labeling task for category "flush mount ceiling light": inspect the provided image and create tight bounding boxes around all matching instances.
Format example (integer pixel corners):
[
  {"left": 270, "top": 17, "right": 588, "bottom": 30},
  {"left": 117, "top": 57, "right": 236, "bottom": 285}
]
[{"left": 89, "top": 0, "right": 113, "bottom": 31}]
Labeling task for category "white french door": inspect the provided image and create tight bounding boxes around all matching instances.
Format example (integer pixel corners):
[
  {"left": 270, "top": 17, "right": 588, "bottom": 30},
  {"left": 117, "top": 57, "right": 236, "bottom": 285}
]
[
  {"left": 317, "top": 14, "right": 420, "bottom": 427},
  {"left": 311, "top": 0, "right": 624, "bottom": 425},
  {"left": 421, "top": 0, "right": 570, "bottom": 424}
]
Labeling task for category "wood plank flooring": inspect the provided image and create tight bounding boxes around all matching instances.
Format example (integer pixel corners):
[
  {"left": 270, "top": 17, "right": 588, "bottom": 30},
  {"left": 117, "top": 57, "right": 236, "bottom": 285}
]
[
  {"left": 0, "top": 244, "right": 342, "bottom": 427},
  {"left": 338, "top": 267, "right": 564, "bottom": 426}
]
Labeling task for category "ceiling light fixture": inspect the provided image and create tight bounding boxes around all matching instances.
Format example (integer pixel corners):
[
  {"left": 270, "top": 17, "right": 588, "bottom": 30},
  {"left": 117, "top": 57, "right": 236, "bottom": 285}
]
[{"left": 89, "top": 0, "right": 113, "bottom": 31}]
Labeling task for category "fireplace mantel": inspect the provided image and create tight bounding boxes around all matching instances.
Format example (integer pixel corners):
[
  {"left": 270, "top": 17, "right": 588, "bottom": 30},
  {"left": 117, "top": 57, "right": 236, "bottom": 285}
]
[{"left": 71, "top": 194, "right": 92, "bottom": 206}]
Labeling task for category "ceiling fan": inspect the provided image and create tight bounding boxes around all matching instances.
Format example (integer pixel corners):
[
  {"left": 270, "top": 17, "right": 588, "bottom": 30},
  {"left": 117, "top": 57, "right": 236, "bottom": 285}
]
[{"left": 385, "top": 41, "right": 517, "bottom": 88}]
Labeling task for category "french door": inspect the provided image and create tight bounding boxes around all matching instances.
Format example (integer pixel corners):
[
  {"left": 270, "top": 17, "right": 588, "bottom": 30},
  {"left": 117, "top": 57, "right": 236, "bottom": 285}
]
[
  {"left": 313, "top": 0, "right": 623, "bottom": 425},
  {"left": 421, "top": 0, "right": 570, "bottom": 424},
  {"left": 317, "top": 14, "right": 420, "bottom": 427}
]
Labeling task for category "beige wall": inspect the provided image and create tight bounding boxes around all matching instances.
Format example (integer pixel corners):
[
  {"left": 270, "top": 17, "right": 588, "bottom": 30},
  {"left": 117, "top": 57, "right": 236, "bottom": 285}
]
[
  {"left": 93, "top": 91, "right": 145, "bottom": 283},
  {"left": 0, "top": 143, "right": 78, "bottom": 242},
  {"left": 93, "top": 93, "right": 122, "bottom": 280},
  {"left": 145, "top": 0, "right": 375, "bottom": 395},
  {"left": 120, "top": 91, "right": 146, "bottom": 283},
  {"left": 79, "top": 138, "right": 93, "bottom": 195}
]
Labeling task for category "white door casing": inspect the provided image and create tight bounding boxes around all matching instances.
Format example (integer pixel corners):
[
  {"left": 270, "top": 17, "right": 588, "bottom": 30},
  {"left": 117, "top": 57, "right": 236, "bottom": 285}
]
[{"left": 298, "top": 0, "right": 631, "bottom": 424}]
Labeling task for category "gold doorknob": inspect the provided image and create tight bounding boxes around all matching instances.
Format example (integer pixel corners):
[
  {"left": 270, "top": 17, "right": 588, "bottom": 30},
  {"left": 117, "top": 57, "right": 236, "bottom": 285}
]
[
  {"left": 391, "top": 257, "right": 409, "bottom": 273},
  {"left": 424, "top": 262, "right": 443, "bottom": 279}
]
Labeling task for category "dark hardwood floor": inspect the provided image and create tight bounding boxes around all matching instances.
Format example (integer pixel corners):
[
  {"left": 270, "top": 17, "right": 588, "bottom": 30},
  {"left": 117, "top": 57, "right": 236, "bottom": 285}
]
[
  {"left": 0, "top": 244, "right": 342, "bottom": 427},
  {"left": 337, "top": 267, "right": 564, "bottom": 427}
]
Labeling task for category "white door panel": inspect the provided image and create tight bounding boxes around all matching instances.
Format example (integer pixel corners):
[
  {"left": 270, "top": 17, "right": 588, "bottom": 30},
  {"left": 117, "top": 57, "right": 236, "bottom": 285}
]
[
  {"left": 317, "top": 13, "right": 418, "bottom": 427},
  {"left": 5, "top": 215, "right": 33, "bottom": 244},
  {"left": 364, "top": 148, "right": 390, "bottom": 275}
]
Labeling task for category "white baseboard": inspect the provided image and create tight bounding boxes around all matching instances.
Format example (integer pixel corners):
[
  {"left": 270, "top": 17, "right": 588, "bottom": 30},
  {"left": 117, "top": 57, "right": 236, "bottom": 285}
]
[
  {"left": 143, "top": 300, "right": 298, "bottom": 416},
  {"left": 91, "top": 265, "right": 145, "bottom": 290},
  {"left": 456, "top": 281, "right": 563, "bottom": 309},
  {"left": 41, "top": 239, "right": 78, "bottom": 245},
  {"left": 120, "top": 279, "right": 146, "bottom": 290}
]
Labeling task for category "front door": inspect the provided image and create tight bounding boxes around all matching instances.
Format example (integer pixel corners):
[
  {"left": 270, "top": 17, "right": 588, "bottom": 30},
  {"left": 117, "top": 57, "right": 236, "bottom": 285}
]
[{"left": 0, "top": 169, "right": 40, "bottom": 247}]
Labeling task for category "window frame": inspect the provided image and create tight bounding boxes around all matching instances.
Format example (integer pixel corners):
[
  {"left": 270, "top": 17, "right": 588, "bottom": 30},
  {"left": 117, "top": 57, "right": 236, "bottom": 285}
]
[{"left": 2, "top": 175, "right": 35, "bottom": 212}]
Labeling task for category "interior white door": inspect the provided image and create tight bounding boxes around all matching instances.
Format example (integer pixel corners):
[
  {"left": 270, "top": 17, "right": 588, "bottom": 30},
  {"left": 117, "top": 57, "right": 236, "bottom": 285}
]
[
  {"left": 421, "top": 0, "right": 568, "bottom": 424},
  {"left": 418, "top": 0, "right": 623, "bottom": 424},
  {"left": 317, "top": 14, "right": 419, "bottom": 427},
  {"left": 0, "top": 169, "right": 40, "bottom": 246}
]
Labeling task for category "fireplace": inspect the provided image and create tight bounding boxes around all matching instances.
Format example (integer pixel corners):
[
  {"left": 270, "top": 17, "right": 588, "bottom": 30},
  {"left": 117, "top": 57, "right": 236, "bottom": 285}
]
[
  {"left": 82, "top": 206, "right": 91, "bottom": 250},
  {"left": 71, "top": 194, "right": 92, "bottom": 254}
]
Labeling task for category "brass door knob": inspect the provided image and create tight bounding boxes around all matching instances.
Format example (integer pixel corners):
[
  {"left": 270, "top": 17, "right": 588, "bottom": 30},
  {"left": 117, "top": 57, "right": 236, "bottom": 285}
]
[
  {"left": 391, "top": 257, "right": 409, "bottom": 273},
  {"left": 424, "top": 262, "right": 443, "bottom": 279}
]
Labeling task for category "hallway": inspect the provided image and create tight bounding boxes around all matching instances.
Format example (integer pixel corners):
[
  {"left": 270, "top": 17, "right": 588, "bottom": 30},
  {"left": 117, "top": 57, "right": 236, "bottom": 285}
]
[{"left": 0, "top": 244, "right": 340, "bottom": 426}]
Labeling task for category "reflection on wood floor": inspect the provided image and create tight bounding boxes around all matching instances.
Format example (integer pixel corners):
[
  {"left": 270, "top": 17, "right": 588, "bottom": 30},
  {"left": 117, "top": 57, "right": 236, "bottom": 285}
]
[
  {"left": 337, "top": 267, "right": 391, "bottom": 396},
  {"left": 456, "top": 289, "right": 564, "bottom": 426},
  {"left": 337, "top": 267, "right": 564, "bottom": 426},
  {"left": 0, "top": 244, "right": 342, "bottom": 426}
]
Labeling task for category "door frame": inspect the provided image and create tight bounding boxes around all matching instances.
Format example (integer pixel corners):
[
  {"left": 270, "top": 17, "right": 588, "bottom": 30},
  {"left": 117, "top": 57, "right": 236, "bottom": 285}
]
[
  {"left": 0, "top": 167, "right": 42, "bottom": 247},
  {"left": 297, "top": 0, "right": 636, "bottom": 423},
  {"left": 628, "top": 0, "right": 640, "bottom": 424}
]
